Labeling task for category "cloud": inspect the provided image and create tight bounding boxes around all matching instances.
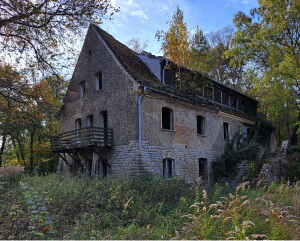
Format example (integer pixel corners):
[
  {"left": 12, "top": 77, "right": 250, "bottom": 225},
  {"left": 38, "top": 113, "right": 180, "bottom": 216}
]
[{"left": 130, "top": 10, "right": 148, "bottom": 20}]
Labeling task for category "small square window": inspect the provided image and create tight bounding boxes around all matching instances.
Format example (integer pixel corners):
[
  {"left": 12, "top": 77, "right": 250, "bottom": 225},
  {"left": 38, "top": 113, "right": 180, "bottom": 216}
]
[
  {"left": 162, "top": 107, "right": 173, "bottom": 130},
  {"left": 163, "top": 159, "right": 174, "bottom": 178}
]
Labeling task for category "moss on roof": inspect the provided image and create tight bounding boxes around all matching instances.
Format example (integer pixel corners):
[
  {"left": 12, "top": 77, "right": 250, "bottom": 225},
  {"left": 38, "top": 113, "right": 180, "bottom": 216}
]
[{"left": 92, "top": 24, "right": 159, "bottom": 83}]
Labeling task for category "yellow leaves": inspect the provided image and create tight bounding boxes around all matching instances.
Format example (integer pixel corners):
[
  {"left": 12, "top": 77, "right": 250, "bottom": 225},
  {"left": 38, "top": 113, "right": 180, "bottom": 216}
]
[{"left": 66, "top": 24, "right": 71, "bottom": 28}]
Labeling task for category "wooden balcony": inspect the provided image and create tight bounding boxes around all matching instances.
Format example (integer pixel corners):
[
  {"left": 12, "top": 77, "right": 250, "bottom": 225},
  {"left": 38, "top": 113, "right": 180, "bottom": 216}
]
[{"left": 51, "top": 127, "right": 113, "bottom": 153}]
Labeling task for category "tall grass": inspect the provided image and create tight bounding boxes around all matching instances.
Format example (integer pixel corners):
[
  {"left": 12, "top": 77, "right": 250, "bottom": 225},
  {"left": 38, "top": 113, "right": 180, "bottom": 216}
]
[{"left": 1, "top": 173, "right": 299, "bottom": 239}]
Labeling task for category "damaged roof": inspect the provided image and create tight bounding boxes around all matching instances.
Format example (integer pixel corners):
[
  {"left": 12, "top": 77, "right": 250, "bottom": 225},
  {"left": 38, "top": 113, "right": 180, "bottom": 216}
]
[{"left": 92, "top": 24, "right": 159, "bottom": 83}]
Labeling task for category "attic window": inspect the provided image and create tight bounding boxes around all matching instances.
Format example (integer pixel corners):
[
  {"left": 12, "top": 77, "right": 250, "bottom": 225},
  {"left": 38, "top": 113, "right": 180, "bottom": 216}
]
[
  {"left": 241, "top": 100, "right": 245, "bottom": 111},
  {"left": 218, "top": 91, "right": 223, "bottom": 103},
  {"left": 233, "top": 98, "right": 238, "bottom": 109},
  {"left": 79, "top": 81, "right": 85, "bottom": 98},
  {"left": 227, "top": 94, "right": 231, "bottom": 106},
  {"left": 162, "top": 107, "right": 173, "bottom": 130},
  {"left": 88, "top": 49, "right": 92, "bottom": 56},
  {"left": 96, "top": 71, "right": 103, "bottom": 90}
]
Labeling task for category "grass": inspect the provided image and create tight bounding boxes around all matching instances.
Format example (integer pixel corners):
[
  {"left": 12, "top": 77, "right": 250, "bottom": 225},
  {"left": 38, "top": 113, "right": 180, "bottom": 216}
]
[{"left": 0, "top": 170, "right": 299, "bottom": 240}]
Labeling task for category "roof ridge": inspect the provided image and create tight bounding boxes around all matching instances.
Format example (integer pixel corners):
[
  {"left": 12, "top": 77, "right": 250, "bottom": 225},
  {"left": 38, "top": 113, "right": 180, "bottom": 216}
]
[{"left": 91, "top": 24, "right": 159, "bottom": 83}]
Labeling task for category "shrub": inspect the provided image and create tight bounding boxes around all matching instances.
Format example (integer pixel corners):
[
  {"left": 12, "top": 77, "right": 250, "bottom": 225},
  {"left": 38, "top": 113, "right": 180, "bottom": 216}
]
[
  {"left": 213, "top": 133, "right": 259, "bottom": 179},
  {"left": 0, "top": 165, "right": 24, "bottom": 191}
]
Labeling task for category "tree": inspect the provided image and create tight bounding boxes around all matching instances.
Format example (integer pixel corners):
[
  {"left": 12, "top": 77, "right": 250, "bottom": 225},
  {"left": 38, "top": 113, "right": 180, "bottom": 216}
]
[
  {"left": 156, "top": 6, "right": 191, "bottom": 68},
  {"left": 189, "top": 26, "right": 211, "bottom": 73},
  {"left": 0, "top": 0, "right": 118, "bottom": 72},
  {"left": 206, "top": 26, "right": 244, "bottom": 89},
  {"left": 126, "top": 38, "right": 148, "bottom": 54},
  {"left": 227, "top": 0, "right": 300, "bottom": 143}
]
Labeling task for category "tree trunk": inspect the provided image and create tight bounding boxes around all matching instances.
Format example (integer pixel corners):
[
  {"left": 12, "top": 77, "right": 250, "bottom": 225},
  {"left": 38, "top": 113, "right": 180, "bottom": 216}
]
[
  {"left": 290, "top": 111, "right": 300, "bottom": 146},
  {"left": 12, "top": 137, "right": 20, "bottom": 162},
  {"left": 16, "top": 134, "right": 25, "bottom": 161},
  {"left": 0, "top": 132, "right": 7, "bottom": 167},
  {"left": 29, "top": 125, "right": 36, "bottom": 175}
]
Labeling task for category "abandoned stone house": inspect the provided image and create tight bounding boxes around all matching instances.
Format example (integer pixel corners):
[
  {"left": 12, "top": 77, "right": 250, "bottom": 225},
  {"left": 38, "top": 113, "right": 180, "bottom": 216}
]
[{"left": 53, "top": 24, "right": 258, "bottom": 183}]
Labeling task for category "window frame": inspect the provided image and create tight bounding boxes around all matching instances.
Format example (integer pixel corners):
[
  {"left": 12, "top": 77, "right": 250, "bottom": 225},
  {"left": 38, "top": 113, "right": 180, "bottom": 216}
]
[
  {"left": 197, "top": 115, "right": 205, "bottom": 136},
  {"left": 95, "top": 71, "right": 103, "bottom": 91},
  {"left": 79, "top": 81, "right": 86, "bottom": 98},
  {"left": 163, "top": 158, "right": 175, "bottom": 179},
  {"left": 161, "top": 107, "right": 174, "bottom": 131},
  {"left": 223, "top": 122, "right": 229, "bottom": 140}
]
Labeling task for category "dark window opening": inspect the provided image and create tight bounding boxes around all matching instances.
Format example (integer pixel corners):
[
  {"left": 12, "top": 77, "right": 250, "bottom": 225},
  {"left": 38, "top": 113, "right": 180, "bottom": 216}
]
[
  {"left": 85, "top": 159, "right": 92, "bottom": 176},
  {"left": 87, "top": 115, "right": 93, "bottom": 127},
  {"left": 219, "top": 91, "right": 222, "bottom": 103},
  {"left": 223, "top": 122, "right": 229, "bottom": 140},
  {"left": 88, "top": 49, "right": 92, "bottom": 56},
  {"left": 162, "top": 107, "right": 173, "bottom": 130},
  {"left": 197, "top": 115, "right": 205, "bottom": 135},
  {"left": 233, "top": 98, "right": 237, "bottom": 109},
  {"left": 227, "top": 94, "right": 231, "bottom": 106},
  {"left": 163, "top": 159, "right": 174, "bottom": 178},
  {"left": 241, "top": 100, "right": 245, "bottom": 111},
  {"left": 100, "top": 110, "right": 108, "bottom": 146},
  {"left": 199, "top": 158, "right": 207, "bottom": 178},
  {"left": 79, "top": 81, "right": 85, "bottom": 98},
  {"left": 96, "top": 71, "right": 103, "bottom": 90},
  {"left": 95, "top": 159, "right": 108, "bottom": 178}
]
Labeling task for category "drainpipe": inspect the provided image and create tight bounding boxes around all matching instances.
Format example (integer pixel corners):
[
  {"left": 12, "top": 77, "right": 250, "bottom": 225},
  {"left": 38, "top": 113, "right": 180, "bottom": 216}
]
[{"left": 137, "top": 86, "right": 148, "bottom": 148}]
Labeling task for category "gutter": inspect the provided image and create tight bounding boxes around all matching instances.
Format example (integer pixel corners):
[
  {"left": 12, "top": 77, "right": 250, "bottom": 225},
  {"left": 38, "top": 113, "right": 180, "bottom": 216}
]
[{"left": 137, "top": 86, "right": 148, "bottom": 148}]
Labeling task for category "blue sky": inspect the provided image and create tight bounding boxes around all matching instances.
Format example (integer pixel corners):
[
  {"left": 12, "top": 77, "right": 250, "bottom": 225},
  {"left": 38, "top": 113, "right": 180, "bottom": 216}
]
[{"left": 101, "top": 0, "right": 259, "bottom": 55}]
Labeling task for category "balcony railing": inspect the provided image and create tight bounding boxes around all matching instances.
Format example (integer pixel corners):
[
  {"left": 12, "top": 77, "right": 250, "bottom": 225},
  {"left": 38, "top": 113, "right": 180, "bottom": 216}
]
[{"left": 51, "top": 127, "right": 113, "bottom": 152}]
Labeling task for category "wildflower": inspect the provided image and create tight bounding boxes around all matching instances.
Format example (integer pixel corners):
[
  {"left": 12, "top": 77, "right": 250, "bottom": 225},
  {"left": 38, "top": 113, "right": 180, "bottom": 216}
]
[
  {"left": 242, "top": 220, "right": 255, "bottom": 228},
  {"left": 224, "top": 216, "right": 233, "bottom": 222},
  {"left": 240, "top": 200, "right": 250, "bottom": 207},
  {"left": 43, "top": 226, "right": 50, "bottom": 231},
  {"left": 202, "top": 190, "right": 207, "bottom": 199},
  {"left": 251, "top": 234, "right": 266, "bottom": 239}
]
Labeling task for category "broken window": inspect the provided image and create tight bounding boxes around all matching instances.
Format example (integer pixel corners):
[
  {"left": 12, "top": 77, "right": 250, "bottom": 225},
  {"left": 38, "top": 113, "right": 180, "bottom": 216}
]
[
  {"left": 223, "top": 122, "right": 229, "bottom": 140},
  {"left": 96, "top": 71, "right": 103, "bottom": 90},
  {"left": 162, "top": 107, "right": 173, "bottom": 130},
  {"left": 199, "top": 158, "right": 207, "bottom": 179},
  {"left": 79, "top": 81, "right": 85, "bottom": 98},
  {"left": 197, "top": 115, "right": 205, "bottom": 135},
  {"left": 163, "top": 158, "right": 174, "bottom": 178}
]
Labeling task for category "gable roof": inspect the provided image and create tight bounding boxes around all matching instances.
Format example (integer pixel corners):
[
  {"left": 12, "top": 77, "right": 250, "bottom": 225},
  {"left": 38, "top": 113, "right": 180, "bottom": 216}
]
[{"left": 92, "top": 24, "right": 159, "bottom": 83}]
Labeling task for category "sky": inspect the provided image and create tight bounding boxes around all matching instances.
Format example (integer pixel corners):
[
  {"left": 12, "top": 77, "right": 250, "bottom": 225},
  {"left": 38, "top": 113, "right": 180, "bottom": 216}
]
[{"left": 100, "top": 0, "right": 259, "bottom": 56}]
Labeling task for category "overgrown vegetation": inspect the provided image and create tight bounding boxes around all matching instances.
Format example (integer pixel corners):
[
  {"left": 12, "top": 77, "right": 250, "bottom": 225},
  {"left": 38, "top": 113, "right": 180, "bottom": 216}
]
[
  {"left": 1, "top": 173, "right": 299, "bottom": 240},
  {"left": 213, "top": 132, "right": 259, "bottom": 180}
]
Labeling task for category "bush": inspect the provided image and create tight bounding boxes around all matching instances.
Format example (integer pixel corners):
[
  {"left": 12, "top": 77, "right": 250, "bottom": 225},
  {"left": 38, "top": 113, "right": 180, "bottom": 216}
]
[
  {"left": 213, "top": 133, "right": 259, "bottom": 179},
  {"left": 0, "top": 165, "right": 24, "bottom": 191}
]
